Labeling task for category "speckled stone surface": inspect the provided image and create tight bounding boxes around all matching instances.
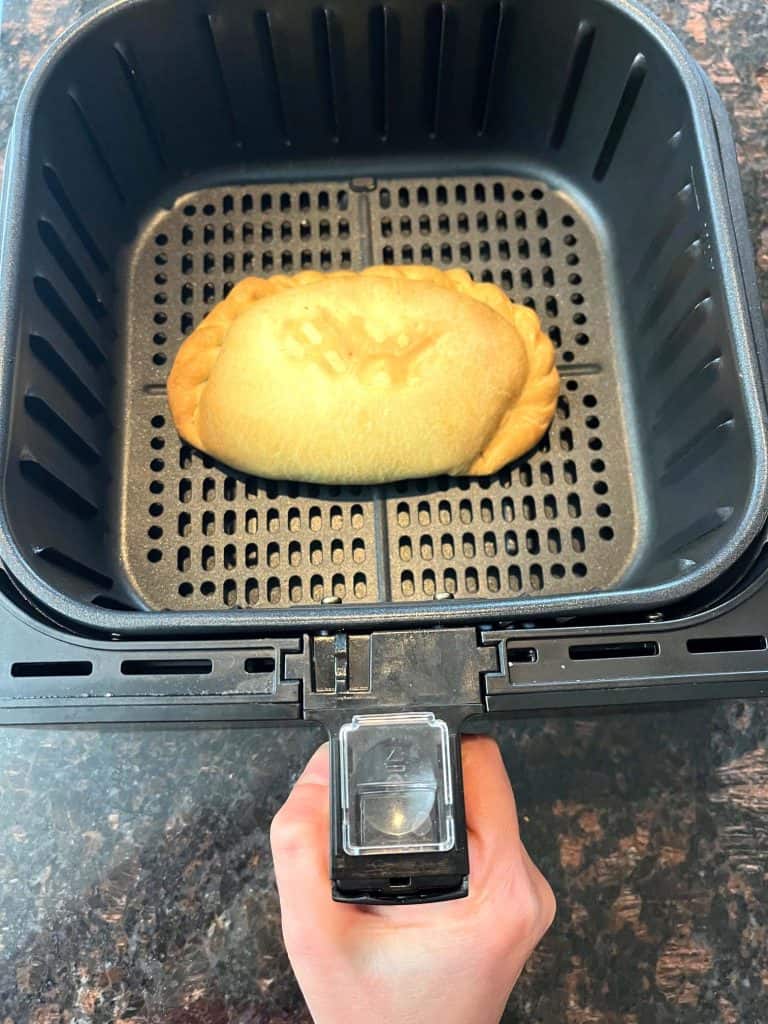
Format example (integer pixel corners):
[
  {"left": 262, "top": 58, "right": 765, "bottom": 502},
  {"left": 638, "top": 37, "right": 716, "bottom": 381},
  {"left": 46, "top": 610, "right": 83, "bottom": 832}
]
[{"left": 1, "top": 1, "right": 767, "bottom": 1022}]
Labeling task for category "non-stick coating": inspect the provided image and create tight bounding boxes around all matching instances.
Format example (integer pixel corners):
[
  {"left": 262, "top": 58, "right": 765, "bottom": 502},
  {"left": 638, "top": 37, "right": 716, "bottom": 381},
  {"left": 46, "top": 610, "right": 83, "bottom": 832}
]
[{"left": 123, "top": 175, "right": 635, "bottom": 610}]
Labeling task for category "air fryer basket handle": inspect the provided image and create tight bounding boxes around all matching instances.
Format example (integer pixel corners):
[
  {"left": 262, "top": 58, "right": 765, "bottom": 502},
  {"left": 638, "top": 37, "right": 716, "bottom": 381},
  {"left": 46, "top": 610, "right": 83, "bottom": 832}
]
[
  {"left": 325, "top": 710, "right": 471, "bottom": 905},
  {"left": 303, "top": 627, "right": 488, "bottom": 904}
]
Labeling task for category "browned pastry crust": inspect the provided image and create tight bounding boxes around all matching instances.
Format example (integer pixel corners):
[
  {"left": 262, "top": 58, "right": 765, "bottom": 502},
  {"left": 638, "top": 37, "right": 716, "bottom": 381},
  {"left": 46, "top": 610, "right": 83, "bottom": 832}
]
[{"left": 167, "top": 265, "right": 560, "bottom": 483}]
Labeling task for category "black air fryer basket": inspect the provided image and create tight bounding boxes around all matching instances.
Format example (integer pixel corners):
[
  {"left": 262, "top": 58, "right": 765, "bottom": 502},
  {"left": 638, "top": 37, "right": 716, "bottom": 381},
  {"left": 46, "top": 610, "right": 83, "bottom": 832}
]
[{"left": 1, "top": 0, "right": 767, "bottom": 902}]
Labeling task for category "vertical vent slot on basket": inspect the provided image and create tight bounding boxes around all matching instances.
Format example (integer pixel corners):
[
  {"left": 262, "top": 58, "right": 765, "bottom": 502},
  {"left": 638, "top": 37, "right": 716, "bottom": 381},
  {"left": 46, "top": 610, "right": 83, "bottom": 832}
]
[
  {"left": 20, "top": 457, "right": 99, "bottom": 520},
  {"left": 314, "top": 7, "right": 342, "bottom": 142},
  {"left": 550, "top": 19, "right": 595, "bottom": 149},
  {"left": 33, "top": 276, "right": 107, "bottom": 367},
  {"left": 653, "top": 352, "right": 723, "bottom": 432},
  {"left": 35, "top": 547, "right": 113, "bottom": 589},
  {"left": 657, "top": 506, "right": 733, "bottom": 558},
  {"left": 42, "top": 164, "right": 109, "bottom": 273},
  {"left": 633, "top": 183, "right": 695, "bottom": 286},
  {"left": 646, "top": 295, "right": 713, "bottom": 378},
  {"left": 203, "top": 14, "right": 245, "bottom": 150},
  {"left": 113, "top": 42, "right": 167, "bottom": 169},
  {"left": 660, "top": 411, "right": 734, "bottom": 486},
  {"left": 370, "top": 5, "right": 391, "bottom": 140},
  {"left": 254, "top": 10, "right": 290, "bottom": 144},
  {"left": 639, "top": 239, "right": 703, "bottom": 335},
  {"left": 593, "top": 54, "right": 647, "bottom": 181},
  {"left": 24, "top": 394, "right": 102, "bottom": 466},
  {"left": 625, "top": 126, "right": 688, "bottom": 249},
  {"left": 29, "top": 334, "right": 105, "bottom": 417},
  {"left": 687, "top": 636, "right": 766, "bottom": 655},
  {"left": 68, "top": 91, "right": 127, "bottom": 205},
  {"left": 38, "top": 220, "right": 108, "bottom": 323},
  {"left": 424, "top": 1, "right": 449, "bottom": 138},
  {"left": 473, "top": 0, "right": 513, "bottom": 136}
]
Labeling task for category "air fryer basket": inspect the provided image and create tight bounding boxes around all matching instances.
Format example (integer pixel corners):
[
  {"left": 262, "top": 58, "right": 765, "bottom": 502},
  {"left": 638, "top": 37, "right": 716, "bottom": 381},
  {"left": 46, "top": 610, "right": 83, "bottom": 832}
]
[{"left": 0, "top": 0, "right": 765, "bottom": 635}]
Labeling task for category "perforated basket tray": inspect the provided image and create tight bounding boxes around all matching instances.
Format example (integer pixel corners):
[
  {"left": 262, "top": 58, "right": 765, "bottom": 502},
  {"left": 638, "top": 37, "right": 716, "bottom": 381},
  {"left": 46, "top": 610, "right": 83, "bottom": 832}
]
[{"left": 0, "top": 0, "right": 766, "bottom": 636}]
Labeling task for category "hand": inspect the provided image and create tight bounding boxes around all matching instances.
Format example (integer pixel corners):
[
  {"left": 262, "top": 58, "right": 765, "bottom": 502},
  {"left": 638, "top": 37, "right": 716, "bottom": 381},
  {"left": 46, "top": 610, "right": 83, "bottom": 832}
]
[{"left": 271, "top": 736, "right": 555, "bottom": 1024}]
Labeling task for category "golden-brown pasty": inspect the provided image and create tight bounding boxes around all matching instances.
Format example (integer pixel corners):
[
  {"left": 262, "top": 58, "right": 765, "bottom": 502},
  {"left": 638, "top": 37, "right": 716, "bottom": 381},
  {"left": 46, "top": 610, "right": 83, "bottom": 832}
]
[{"left": 167, "top": 265, "right": 560, "bottom": 484}]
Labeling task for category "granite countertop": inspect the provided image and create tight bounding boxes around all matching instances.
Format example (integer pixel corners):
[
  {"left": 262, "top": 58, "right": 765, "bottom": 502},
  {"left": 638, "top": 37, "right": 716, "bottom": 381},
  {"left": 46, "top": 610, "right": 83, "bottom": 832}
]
[{"left": 1, "top": 1, "right": 767, "bottom": 1022}]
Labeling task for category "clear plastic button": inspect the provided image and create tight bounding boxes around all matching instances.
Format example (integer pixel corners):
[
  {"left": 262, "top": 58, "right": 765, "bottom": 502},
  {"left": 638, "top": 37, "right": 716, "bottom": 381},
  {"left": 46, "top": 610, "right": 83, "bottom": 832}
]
[{"left": 339, "top": 712, "right": 455, "bottom": 856}]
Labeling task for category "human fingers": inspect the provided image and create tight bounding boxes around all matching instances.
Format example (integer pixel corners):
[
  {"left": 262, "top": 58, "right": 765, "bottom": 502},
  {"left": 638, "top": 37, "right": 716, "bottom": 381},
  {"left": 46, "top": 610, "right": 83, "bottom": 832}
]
[
  {"left": 460, "top": 736, "right": 524, "bottom": 881},
  {"left": 270, "top": 742, "right": 356, "bottom": 950},
  {"left": 461, "top": 736, "right": 555, "bottom": 937}
]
